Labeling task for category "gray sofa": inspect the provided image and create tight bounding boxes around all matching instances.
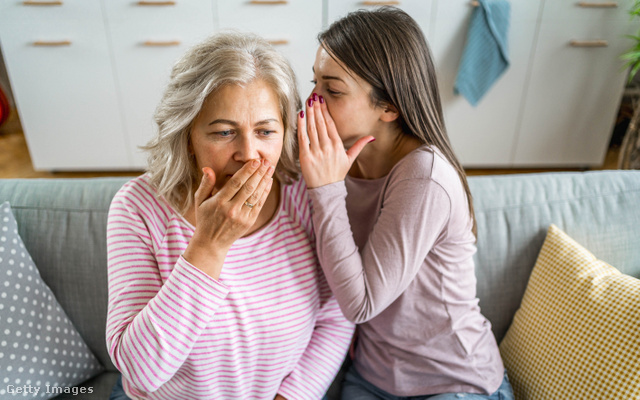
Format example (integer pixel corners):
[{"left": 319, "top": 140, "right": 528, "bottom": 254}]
[{"left": 0, "top": 170, "right": 639, "bottom": 399}]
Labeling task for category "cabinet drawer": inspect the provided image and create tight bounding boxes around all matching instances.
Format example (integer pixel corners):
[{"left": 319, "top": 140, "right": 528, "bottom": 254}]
[
  {"left": 0, "top": 19, "right": 131, "bottom": 169},
  {"left": 103, "top": 0, "right": 214, "bottom": 23},
  {"left": 0, "top": 0, "right": 102, "bottom": 21},
  {"left": 106, "top": 14, "right": 215, "bottom": 168},
  {"left": 216, "top": 0, "right": 323, "bottom": 98},
  {"left": 514, "top": 15, "right": 636, "bottom": 166},
  {"left": 326, "top": 0, "right": 435, "bottom": 39},
  {"left": 541, "top": 0, "right": 633, "bottom": 22},
  {"left": 433, "top": 0, "right": 544, "bottom": 167}
]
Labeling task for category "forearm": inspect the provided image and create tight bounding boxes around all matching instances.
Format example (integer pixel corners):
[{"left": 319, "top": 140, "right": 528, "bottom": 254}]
[
  {"left": 308, "top": 179, "right": 448, "bottom": 323},
  {"left": 107, "top": 257, "right": 229, "bottom": 392},
  {"left": 277, "top": 299, "right": 354, "bottom": 400},
  {"left": 308, "top": 182, "right": 374, "bottom": 322},
  {"left": 182, "top": 239, "right": 228, "bottom": 280}
]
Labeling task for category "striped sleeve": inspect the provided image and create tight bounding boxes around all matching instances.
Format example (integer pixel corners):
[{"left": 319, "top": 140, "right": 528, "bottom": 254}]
[
  {"left": 277, "top": 290, "right": 354, "bottom": 399},
  {"left": 278, "top": 179, "right": 354, "bottom": 399},
  {"left": 105, "top": 181, "right": 230, "bottom": 393}
]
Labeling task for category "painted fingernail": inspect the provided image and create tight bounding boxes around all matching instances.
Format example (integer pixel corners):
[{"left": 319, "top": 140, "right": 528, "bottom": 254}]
[
  {"left": 252, "top": 159, "right": 260, "bottom": 168},
  {"left": 313, "top": 93, "right": 318, "bottom": 101},
  {"left": 319, "top": 95, "right": 324, "bottom": 104},
  {"left": 308, "top": 98, "right": 314, "bottom": 107},
  {"left": 299, "top": 110, "right": 304, "bottom": 118},
  {"left": 369, "top": 138, "right": 376, "bottom": 143}
]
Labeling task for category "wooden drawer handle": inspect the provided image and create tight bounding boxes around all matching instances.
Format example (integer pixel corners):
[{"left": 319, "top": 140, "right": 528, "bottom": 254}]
[
  {"left": 23, "top": 0, "right": 63, "bottom": 5},
  {"left": 33, "top": 40, "right": 71, "bottom": 46},
  {"left": 143, "top": 40, "right": 181, "bottom": 46},
  {"left": 137, "top": 1, "right": 176, "bottom": 5},
  {"left": 267, "top": 39, "right": 289, "bottom": 45},
  {"left": 577, "top": 2, "right": 618, "bottom": 8},
  {"left": 138, "top": 1, "right": 176, "bottom": 5},
  {"left": 249, "top": 0, "right": 288, "bottom": 4},
  {"left": 570, "top": 39, "right": 608, "bottom": 47},
  {"left": 361, "top": 1, "right": 400, "bottom": 5}
]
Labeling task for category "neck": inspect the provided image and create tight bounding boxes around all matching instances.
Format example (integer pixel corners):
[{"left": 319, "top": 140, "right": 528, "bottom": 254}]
[{"left": 349, "top": 127, "right": 423, "bottom": 180}]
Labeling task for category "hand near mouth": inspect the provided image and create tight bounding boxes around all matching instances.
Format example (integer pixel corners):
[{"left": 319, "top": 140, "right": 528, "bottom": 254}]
[{"left": 182, "top": 158, "right": 275, "bottom": 279}]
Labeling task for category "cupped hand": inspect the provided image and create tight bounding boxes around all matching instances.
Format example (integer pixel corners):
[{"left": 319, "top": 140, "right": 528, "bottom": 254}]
[
  {"left": 297, "top": 94, "right": 374, "bottom": 188},
  {"left": 183, "top": 159, "right": 274, "bottom": 279}
]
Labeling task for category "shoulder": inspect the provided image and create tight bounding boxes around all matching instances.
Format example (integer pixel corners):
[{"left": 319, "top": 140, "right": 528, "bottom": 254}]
[
  {"left": 389, "top": 146, "right": 463, "bottom": 195},
  {"left": 112, "top": 174, "right": 157, "bottom": 209},
  {"left": 109, "top": 174, "right": 173, "bottom": 224}
]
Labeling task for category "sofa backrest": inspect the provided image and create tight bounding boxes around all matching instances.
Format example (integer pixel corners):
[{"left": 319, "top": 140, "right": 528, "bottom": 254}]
[
  {"left": 470, "top": 171, "right": 640, "bottom": 342},
  {"left": 0, "top": 170, "right": 638, "bottom": 370}
]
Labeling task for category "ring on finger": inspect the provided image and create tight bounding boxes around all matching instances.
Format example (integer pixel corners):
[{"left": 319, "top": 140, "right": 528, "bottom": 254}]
[{"left": 243, "top": 200, "right": 255, "bottom": 209}]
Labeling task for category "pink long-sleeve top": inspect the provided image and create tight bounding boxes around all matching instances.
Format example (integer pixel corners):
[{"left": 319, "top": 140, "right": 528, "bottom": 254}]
[
  {"left": 308, "top": 146, "right": 504, "bottom": 397},
  {"left": 106, "top": 175, "right": 354, "bottom": 400}
]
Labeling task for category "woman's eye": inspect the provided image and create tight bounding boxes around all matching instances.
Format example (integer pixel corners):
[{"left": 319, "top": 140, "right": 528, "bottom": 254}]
[
  {"left": 260, "top": 130, "right": 276, "bottom": 136},
  {"left": 326, "top": 88, "right": 340, "bottom": 96},
  {"left": 215, "top": 130, "right": 232, "bottom": 137},
  {"left": 310, "top": 79, "right": 317, "bottom": 85}
]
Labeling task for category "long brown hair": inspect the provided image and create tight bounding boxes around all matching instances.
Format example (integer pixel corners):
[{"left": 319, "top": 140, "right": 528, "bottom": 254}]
[{"left": 319, "top": 6, "right": 477, "bottom": 236}]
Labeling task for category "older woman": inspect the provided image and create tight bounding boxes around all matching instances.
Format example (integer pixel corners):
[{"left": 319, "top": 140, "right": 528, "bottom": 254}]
[{"left": 106, "top": 32, "right": 353, "bottom": 400}]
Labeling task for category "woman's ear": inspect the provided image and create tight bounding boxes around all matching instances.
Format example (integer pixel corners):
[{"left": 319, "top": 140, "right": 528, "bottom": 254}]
[{"left": 380, "top": 103, "right": 400, "bottom": 122}]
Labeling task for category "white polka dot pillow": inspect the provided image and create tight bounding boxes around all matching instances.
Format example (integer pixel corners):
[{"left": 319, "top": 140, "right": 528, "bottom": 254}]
[
  {"left": 500, "top": 224, "right": 640, "bottom": 400},
  {"left": 0, "top": 202, "right": 102, "bottom": 398}
]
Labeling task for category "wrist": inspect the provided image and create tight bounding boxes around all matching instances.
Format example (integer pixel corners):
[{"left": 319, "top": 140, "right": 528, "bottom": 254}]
[{"left": 183, "top": 241, "right": 228, "bottom": 280}]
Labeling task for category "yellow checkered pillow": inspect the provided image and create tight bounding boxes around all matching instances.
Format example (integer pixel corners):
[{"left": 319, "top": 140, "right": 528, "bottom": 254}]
[{"left": 499, "top": 224, "right": 640, "bottom": 400}]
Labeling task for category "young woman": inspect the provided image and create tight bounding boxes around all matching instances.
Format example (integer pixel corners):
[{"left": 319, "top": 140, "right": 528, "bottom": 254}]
[
  {"left": 298, "top": 7, "right": 514, "bottom": 400},
  {"left": 106, "top": 32, "right": 353, "bottom": 400}
]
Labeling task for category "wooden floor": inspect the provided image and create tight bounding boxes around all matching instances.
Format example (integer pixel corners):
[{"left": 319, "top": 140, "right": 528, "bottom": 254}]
[{"left": 0, "top": 108, "right": 621, "bottom": 179}]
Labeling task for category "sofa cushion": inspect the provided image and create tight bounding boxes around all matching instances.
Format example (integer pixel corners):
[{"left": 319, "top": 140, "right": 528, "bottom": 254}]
[
  {"left": 499, "top": 224, "right": 640, "bottom": 400},
  {"left": 0, "top": 177, "right": 131, "bottom": 372},
  {"left": 0, "top": 202, "right": 103, "bottom": 398}
]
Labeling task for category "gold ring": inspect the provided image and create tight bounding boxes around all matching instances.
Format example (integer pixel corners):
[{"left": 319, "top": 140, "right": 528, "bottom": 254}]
[{"left": 244, "top": 200, "right": 255, "bottom": 209}]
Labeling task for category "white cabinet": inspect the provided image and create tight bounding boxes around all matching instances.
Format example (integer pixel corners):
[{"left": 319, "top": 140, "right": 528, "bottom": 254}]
[
  {"left": 216, "top": 0, "right": 322, "bottom": 99},
  {"left": 0, "top": 0, "right": 636, "bottom": 169},
  {"left": 326, "top": 0, "right": 436, "bottom": 40},
  {"left": 513, "top": 0, "right": 636, "bottom": 166},
  {"left": 433, "top": 1, "right": 544, "bottom": 167},
  {"left": 0, "top": 1, "right": 131, "bottom": 170},
  {"left": 104, "top": 1, "right": 215, "bottom": 167},
  {"left": 326, "top": 0, "right": 635, "bottom": 168}
]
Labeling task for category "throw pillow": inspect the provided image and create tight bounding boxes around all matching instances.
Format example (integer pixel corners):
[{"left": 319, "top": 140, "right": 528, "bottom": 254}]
[
  {"left": 500, "top": 224, "right": 640, "bottom": 400},
  {"left": 0, "top": 201, "right": 103, "bottom": 399}
]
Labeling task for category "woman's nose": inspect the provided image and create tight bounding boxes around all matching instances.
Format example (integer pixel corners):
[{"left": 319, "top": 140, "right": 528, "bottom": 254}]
[{"left": 234, "top": 136, "right": 260, "bottom": 162}]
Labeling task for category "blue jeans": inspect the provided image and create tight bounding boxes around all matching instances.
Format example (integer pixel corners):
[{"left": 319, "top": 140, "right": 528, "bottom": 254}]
[
  {"left": 109, "top": 376, "right": 132, "bottom": 400},
  {"left": 341, "top": 366, "right": 515, "bottom": 400}
]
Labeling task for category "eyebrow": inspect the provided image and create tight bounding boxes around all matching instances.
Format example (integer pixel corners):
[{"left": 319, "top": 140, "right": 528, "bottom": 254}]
[
  {"left": 312, "top": 66, "right": 346, "bottom": 83},
  {"left": 208, "top": 118, "right": 279, "bottom": 127}
]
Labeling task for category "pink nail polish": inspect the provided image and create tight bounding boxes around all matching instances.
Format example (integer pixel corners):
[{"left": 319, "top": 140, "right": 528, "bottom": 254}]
[
  {"left": 308, "top": 98, "right": 314, "bottom": 107},
  {"left": 319, "top": 95, "right": 324, "bottom": 104},
  {"left": 299, "top": 110, "right": 305, "bottom": 118},
  {"left": 369, "top": 138, "right": 376, "bottom": 143},
  {"left": 313, "top": 93, "right": 318, "bottom": 101}
]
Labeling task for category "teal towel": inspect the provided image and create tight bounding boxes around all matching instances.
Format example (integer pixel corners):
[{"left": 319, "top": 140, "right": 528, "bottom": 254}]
[{"left": 454, "top": 0, "right": 510, "bottom": 106}]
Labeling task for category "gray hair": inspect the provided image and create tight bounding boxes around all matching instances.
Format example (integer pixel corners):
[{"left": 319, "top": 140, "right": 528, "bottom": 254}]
[{"left": 143, "top": 31, "right": 301, "bottom": 214}]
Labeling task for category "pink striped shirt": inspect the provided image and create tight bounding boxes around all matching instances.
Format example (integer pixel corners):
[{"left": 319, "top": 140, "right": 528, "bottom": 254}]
[{"left": 106, "top": 175, "right": 353, "bottom": 400}]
